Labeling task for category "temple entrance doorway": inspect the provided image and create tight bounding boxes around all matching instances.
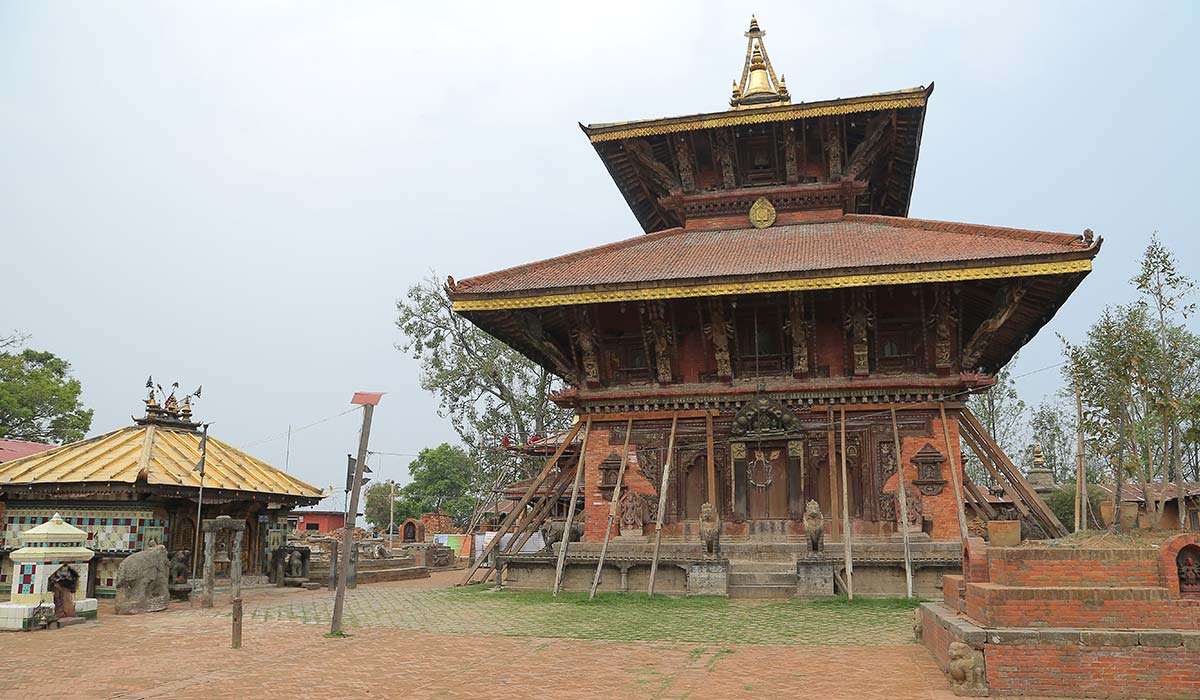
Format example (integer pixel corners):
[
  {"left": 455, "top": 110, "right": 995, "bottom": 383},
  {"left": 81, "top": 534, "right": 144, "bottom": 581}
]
[
  {"left": 745, "top": 445, "right": 789, "bottom": 520},
  {"left": 682, "top": 454, "right": 708, "bottom": 520}
]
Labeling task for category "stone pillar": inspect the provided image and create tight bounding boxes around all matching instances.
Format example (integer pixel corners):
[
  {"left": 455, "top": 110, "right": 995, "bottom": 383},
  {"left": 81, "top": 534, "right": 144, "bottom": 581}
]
[
  {"left": 202, "top": 530, "right": 215, "bottom": 608},
  {"left": 231, "top": 530, "right": 243, "bottom": 601}
]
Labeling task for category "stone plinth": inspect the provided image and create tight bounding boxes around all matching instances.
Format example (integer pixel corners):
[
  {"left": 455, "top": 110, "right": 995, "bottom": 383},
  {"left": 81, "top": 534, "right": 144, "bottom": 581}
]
[
  {"left": 1, "top": 513, "right": 97, "bottom": 630},
  {"left": 796, "top": 555, "right": 835, "bottom": 598},
  {"left": 686, "top": 560, "right": 729, "bottom": 596}
]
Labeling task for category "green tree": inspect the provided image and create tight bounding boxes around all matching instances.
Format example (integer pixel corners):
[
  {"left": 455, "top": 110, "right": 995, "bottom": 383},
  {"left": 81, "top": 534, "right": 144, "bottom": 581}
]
[
  {"left": 0, "top": 349, "right": 94, "bottom": 444},
  {"left": 362, "top": 444, "right": 478, "bottom": 529},
  {"left": 396, "top": 275, "right": 572, "bottom": 521}
]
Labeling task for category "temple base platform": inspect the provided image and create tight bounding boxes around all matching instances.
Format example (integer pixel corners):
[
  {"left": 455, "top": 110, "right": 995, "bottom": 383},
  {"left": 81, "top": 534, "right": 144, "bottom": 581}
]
[{"left": 498, "top": 538, "right": 961, "bottom": 598}]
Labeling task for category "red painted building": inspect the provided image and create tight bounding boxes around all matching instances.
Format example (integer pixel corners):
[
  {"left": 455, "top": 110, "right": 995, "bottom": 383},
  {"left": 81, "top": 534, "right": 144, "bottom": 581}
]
[{"left": 291, "top": 510, "right": 348, "bottom": 534}]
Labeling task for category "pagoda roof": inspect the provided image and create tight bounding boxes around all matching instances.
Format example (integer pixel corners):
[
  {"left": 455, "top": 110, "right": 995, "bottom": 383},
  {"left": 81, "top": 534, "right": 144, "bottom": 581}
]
[
  {"left": 0, "top": 422, "right": 326, "bottom": 502},
  {"left": 582, "top": 85, "right": 931, "bottom": 143},
  {"left": 449, "top": 212, "right": 1100, "bottom": 310}
]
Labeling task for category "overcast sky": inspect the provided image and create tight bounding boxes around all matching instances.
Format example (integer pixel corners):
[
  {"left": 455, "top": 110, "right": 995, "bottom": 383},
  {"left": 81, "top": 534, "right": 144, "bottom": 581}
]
[{"left": 2, "top": 2, "right": 1196, "bottom": 504}]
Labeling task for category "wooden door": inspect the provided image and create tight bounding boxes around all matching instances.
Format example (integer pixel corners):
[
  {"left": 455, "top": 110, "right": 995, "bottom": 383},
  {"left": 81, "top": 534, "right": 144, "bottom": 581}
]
[
  {"left": 746, "top": 446, "right": 789, "bottom": 519},
  {"left": 683, "top": 455, "right": 708, "bottom": 519}
]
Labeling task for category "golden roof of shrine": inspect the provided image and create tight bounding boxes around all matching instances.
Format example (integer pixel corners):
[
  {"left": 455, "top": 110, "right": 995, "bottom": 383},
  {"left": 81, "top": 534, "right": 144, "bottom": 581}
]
[{"left": 0, "top": 405, "right": 326, "bottom": 500}]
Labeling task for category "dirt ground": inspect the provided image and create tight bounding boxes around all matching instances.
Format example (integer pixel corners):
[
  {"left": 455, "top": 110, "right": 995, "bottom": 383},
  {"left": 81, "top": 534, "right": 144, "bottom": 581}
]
[{"left": 0, "top": 570, "right": 1002, "bottom": 700}]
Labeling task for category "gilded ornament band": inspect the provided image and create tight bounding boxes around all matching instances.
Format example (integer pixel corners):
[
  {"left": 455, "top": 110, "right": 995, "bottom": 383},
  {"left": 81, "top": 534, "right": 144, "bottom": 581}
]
[
  {"left": 587, "top": 96, "right": 927, "bottom": 143},
  {"left": 452, "top": 259, "right": 1092, "bottom": 311}
]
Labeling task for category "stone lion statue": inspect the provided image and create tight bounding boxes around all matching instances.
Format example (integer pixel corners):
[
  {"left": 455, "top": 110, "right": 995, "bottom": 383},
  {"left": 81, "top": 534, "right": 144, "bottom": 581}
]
[
  {"left": 803, "top": 500, "right": 824, "bottom": 553},
  {"left": 699, "top": 502, "right": 720, "bottom": 556},
  {"left": 947, "top": 642, "right": 985, "bottom": 691}
]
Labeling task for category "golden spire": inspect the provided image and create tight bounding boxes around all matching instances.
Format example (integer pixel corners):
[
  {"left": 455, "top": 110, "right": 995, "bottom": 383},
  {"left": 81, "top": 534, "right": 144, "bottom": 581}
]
[{"left": 730, "top": 15, "right": 790, "bottom": 110}]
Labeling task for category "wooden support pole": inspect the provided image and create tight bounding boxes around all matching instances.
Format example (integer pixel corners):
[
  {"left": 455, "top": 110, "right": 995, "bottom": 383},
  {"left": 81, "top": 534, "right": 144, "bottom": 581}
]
[
  {"left": 959, "top": 427, "right": 1034, "bottom": 521},
  {"left": 591, "top": 418, "right": 634, "bottom": 600},
  {"left": 506, "top": 465, "right": 575, "bottom": 555},
  {"left": 459, "top": 420, "right": 584, "bottom": 586},
  {"left": 553, "top": 419, "right": 592, "bottom": 595},
  {"left": 1075, "top": 382, "right": 1085, "bottom": 532},
  {"left": 231, "top": 597, "right": 242, "bottom": 649},
  {"left": 827, "top": 407, "right": 839, "bottom": 538},
  {"left": 647, "top": 413, "right": 679, "bottom": 596},
  {"left": 939, "top": 403, "right": 971, "bottom": 545},
  {"left": 839, "top": 407, "right": 853, "bottom": 599},
  {"left": 961, "top": 408, "right": 1067, "bottom": 537},
  {"left": 963, "top": 476, "right": 997, "bottom": 520},
  {"left": 889, "top": 407, "right": 914, "bottom": 598},
  {"left": 705, "top": 412, "right": 717, "bottom": 507}
]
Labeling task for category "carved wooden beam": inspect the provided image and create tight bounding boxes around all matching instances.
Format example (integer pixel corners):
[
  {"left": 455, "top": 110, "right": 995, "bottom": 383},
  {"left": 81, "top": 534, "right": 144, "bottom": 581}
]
[
  {"left": 788, "top": 291, "right": 809, "bottom": 378},
  {"left": 961, "top": 282, "right": 1028, "bottom": 370},
  {"left": 672, "top": 134, "right": 697, "bottom": 194},
  {"left": 511, "top": 309, "right": 577, "bottom": 380},
  {"left": 623, "top": 138, "right": 681, "bottom": 197},
  {"left": 714, "top": 129, "right": 737, "bottom": 189},
  {"left": 823, "top": 119, "right": 844, "bottom": 181},
  {"left": 845, "top": 113, "right": 891, "bottom": 181}
]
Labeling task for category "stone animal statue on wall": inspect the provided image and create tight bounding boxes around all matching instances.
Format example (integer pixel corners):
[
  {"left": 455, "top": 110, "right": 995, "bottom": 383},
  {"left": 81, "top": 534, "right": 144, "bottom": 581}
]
[
  {"left": 540, "top": 519, "right": 584, "bottom": 552},
  {"left": 803, "top": 500, "right": 825, "bottom": 553},
  {"left": 947, "top": 642, "right": 985, "bottom": 691},
  {"left": 699, "top": 502, "right": 720, "bottom": 556},
  {"left": 114, "top": 544, "right": 170, "bottom": 615},
  {"left": 169, "top": 551, "right": 190, "bottom": 584},
  {"left": 287, "top": 549, "right": 305, "bottom": 578}
]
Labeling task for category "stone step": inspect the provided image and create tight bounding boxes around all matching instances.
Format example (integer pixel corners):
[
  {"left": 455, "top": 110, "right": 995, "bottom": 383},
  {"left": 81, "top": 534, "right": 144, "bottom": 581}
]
[
  {"left": 728, "top": 572, "right": 795, "bottom": 586},
  {"left": 728, "top": 583, "right": 795, "bottom": 599},
  {"left": 728, "top": 561, "right": 796, "bottom": 574}
]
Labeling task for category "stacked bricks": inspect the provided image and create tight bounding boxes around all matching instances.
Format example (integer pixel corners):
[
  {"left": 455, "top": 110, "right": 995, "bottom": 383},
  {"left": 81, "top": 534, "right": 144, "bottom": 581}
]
[{"left": 922, "top": 534, "right": 1200, "bottom": 699}]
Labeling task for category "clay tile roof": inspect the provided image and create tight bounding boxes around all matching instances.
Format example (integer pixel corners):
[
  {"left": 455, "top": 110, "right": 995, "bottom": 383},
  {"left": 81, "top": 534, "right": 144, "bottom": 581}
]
[
  {"left": 451, "top": 214, "right": 1097, "bottom": 299},
  {"left": 0, "top": 439, "right": 54, "bottom": 463}
]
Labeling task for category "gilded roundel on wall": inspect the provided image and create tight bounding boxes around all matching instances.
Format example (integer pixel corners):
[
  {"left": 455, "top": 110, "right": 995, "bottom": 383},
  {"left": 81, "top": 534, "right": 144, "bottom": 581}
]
[{"left": 749, "top": 197, "right": 776, "bottom": 228}]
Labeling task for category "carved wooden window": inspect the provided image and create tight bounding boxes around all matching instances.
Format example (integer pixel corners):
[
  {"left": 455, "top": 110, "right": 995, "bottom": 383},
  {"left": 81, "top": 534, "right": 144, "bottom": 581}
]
[
  {"left": 604, "top": 334, "right": 650, "bottom": 384},
  {"left": 735, "top": 130, "right": 779, "bottom": 185},
  {"left": 877, "top": 323, "right": 916, "bottom": 374},
  {"left": 734, "top": 302, "right": 788, "bottom": 375}
]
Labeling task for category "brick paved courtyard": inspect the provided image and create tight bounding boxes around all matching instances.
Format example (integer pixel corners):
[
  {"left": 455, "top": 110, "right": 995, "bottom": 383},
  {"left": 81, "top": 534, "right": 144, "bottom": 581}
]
[{"left": 0, "top": 572, "right": 969, "bottom": 699}]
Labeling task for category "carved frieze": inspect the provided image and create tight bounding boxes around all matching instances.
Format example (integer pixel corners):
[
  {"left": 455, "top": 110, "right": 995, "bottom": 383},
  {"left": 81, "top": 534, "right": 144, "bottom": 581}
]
[{"left": 731, "top": 390, "right": 803, "bottom": 439}]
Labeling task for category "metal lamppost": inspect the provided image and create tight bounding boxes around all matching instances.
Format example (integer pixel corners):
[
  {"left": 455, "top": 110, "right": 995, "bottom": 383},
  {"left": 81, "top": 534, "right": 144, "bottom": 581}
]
[{"left": 191, "top": 422, "right": 211, "bottom": 579}]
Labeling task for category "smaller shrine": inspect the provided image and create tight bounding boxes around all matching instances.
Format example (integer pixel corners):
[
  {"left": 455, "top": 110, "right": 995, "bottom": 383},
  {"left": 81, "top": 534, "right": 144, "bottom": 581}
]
[{"left": 0, "top": 513, "right": 98, "bottom": 630}]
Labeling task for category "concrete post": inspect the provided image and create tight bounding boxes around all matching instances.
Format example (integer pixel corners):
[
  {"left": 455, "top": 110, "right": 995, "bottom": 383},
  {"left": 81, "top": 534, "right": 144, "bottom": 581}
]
[
  {"left": 201, "top": 530, "right": 215, "bottom": 608},
  {"left": 231, "top": 530, "right": 243, "bottom": 601}
]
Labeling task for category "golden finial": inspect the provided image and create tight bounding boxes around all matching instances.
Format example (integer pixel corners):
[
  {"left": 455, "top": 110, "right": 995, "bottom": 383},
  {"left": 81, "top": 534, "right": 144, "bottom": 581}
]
[
  {"left": 1033, "top": 443, "right": 1045, "bottom": 466},
  {"left": 730, "top": 16, "right": 790, "bottom": 110}
]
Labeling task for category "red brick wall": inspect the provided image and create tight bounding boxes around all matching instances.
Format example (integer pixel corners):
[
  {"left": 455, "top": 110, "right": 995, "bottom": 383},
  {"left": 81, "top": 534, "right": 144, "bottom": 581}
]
[
  {"left": 877, "top": 415, "right": 964, "bottom": 542},
  {"left": 420, "top": 512, "right": 459, "bottom": 535},
  {"left": 965, "top": 581, "right": 1200, "bottom": 629},
  {"left": 986, "top": 644, "right": 1200, "bottom": 699},
  {"left": 988, "top": 548, "right": 1161, "bottom": 587},
  {"left": 295, "top": 512, "right": 344, "bottom": 533},
  {"left": 580, "top": 424, "right": 658, "bottom": 542}
]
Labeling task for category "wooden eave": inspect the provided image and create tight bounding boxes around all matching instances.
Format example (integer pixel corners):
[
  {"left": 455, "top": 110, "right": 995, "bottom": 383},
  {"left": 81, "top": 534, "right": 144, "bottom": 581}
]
[{"left": 583, "top": 85, "right": 933, "bottom": 232}]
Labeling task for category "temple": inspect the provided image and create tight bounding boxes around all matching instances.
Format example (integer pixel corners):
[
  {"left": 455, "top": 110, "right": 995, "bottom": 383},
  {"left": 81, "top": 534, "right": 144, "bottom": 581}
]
[
  {"left": 0, "top": 387, "right": 325, "bottom": 598},
  {"left": 450, "top": 18, "right": 1100, "bottom": 597}
]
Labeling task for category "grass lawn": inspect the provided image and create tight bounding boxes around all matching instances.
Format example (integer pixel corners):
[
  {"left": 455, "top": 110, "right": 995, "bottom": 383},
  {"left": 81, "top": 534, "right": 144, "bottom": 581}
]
[{"left": 245, "top": 584, "right": 923, "bottom": 646}]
